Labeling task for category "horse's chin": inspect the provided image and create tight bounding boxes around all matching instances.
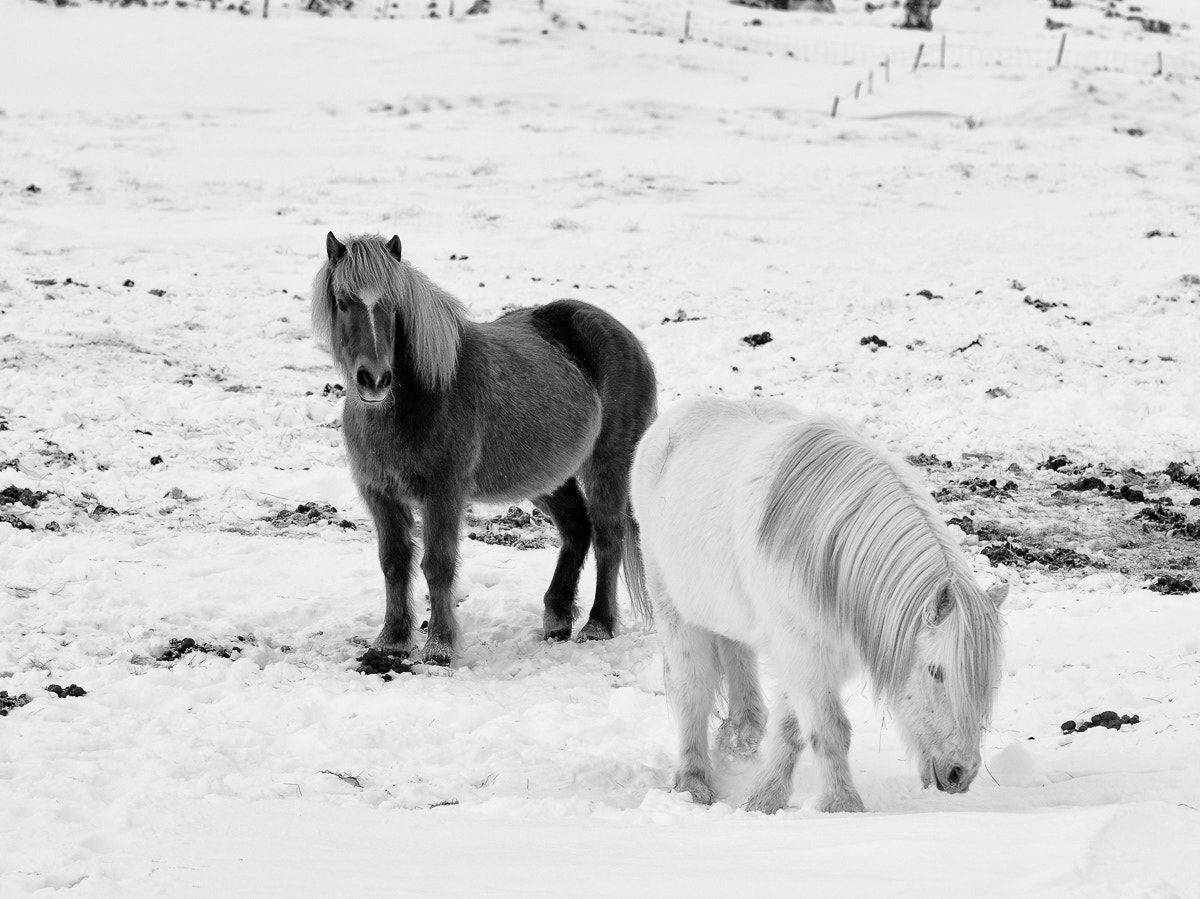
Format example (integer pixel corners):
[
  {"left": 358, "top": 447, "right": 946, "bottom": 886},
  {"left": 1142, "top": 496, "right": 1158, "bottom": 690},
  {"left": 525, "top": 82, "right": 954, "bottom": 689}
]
[{"left": 919, "top": 759, "right": 935, "bottom": 790}]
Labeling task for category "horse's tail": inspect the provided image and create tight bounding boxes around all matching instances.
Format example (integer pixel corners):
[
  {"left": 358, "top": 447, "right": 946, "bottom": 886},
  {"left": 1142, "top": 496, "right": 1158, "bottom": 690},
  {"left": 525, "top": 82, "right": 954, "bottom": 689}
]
[{"left": 622, "top": 513, "right": 654, "bottom": 624}]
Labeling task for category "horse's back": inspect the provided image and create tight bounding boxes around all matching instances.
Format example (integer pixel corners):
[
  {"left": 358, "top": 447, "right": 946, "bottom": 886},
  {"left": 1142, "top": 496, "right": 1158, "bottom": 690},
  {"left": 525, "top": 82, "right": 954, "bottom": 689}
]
[{"left": 632, "top": 398, "right": 800, "bottom": 643}]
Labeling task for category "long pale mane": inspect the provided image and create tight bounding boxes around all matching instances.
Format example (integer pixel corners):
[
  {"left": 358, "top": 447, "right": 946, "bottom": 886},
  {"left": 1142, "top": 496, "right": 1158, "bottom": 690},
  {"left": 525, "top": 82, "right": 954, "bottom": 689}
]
[
  {"left": 311, "top": 234, "right": 467, "bottom": 391},
  {"left": 757, "top": 416, "right": 1003, "bottom": 730}
]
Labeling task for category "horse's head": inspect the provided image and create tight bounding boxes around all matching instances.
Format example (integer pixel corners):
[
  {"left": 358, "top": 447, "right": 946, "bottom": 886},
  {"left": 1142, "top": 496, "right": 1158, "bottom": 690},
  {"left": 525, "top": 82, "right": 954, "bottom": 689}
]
[
  {"left": 312, "top": 232, "right": 465, "bottom": 405},
  {"left": 893, "top": 580, "right": 1007, "bottom": 794},
  {"left": 315, "top": 232, "right": 403, "bottom": 406}
]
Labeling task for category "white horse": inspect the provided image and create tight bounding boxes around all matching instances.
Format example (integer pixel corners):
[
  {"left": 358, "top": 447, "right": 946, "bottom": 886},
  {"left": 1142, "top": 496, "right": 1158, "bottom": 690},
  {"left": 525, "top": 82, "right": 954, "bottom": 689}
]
[{"left": 631, "top": 397, "right": 1006, "bottom": 813}]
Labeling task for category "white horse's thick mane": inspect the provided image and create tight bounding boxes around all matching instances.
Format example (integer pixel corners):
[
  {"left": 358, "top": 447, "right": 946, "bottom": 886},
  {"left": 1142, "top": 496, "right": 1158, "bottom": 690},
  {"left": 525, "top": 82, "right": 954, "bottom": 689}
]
[
  {"left": 311, "top": 234, "right": 467, "bottom": 391},
  {"left": 756, "top": 416, "right": 1004, "bottom": 731}
]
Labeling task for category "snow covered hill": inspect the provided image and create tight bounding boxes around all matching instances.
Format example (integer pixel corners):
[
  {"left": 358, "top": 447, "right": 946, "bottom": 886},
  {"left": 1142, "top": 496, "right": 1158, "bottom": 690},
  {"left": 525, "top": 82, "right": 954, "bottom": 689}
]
[{"left": 2, "top": 0, "right": 1200, "bottom": 895}]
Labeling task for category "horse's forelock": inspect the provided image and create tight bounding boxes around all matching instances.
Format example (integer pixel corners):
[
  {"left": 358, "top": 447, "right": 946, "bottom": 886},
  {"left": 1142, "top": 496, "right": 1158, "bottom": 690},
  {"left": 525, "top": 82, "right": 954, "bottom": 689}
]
[
  {"left": 311, "top": 260, "right": 335, "bottom": 353},
  {"left": 933, "top": 579, "right": 1005, "bottom": 732}
]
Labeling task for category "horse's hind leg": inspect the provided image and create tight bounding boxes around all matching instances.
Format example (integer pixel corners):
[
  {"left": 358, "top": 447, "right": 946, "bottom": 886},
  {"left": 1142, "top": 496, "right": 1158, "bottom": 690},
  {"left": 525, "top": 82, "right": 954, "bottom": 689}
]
[
  {"left": 654, "top": 583, "right": 720, "bottom": 805},
  {"left": 532, "top": 478, "right": 591, "bottom": 641},
  {"left": 744, "top": 696, "right": 805, "bottom": 814},
  {"left": 715, "top": 637, "right": 767, "bottom": 760},
  {"left": 576, "top": 461, "right": 630, "bottom": 641}
]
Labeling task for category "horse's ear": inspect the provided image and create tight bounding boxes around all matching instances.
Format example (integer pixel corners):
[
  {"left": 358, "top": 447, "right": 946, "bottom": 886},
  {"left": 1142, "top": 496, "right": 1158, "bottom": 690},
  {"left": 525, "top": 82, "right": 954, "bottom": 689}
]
[
  {"left": 385, "top": 235, "right": 402, "bottom": 261},
  {"left": 932, "top": 585, "right": 954, "bottom": 624},
  {"left": 326, "top": 231, "right": 347, "bottom": 264},
  {"left": 986, "top": 582, "right": 1009, "bottom": 609}
]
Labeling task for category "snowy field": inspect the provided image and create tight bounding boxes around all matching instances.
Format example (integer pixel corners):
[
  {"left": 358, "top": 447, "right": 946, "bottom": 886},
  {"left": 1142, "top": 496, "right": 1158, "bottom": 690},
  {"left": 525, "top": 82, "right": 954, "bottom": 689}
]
[{"left": 3, "top": 0, "right": 1200, "bottom": 895}]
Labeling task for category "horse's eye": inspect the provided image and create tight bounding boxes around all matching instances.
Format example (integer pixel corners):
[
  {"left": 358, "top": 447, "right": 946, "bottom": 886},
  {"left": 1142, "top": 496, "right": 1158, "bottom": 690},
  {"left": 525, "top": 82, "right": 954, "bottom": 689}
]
[
  {"left": 928, "top": 665, "right": 945, "bottom": 683},
  {"left": 336, "top": 298, "right": 348, "bottom": 313}
]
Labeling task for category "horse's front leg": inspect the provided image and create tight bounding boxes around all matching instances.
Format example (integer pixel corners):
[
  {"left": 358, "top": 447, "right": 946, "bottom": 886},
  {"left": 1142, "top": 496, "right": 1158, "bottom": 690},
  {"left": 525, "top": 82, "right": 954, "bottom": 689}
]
[
  {"left": 418, "top": 495, "right": 464, "bottom": 667},
  {"left": 361, "top": 486, "right": 418, "bottom": 654}
]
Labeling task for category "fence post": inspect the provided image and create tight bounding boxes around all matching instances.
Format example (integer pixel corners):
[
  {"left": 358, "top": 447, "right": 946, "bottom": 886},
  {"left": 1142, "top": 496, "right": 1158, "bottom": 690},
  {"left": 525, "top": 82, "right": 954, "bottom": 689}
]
[
  {"left": 939, "top": 32, "right": 945, "bottom": 68},
  {"left": 831, "top": 96, "right": 839, "bottom": 118},
  {"left": 1156, "top": 50, "right": 1163, "bottom": 76},
  {"left": 854, "top": 81, "right": 861, "bottom": 99},
  {"left": 1055, "top": 32, "right": 1066, "bottom": 68},
  {"left": 912, "top": 42, "right": 924, "bottom": 72},
  {"left": 883, "top": 56, "right": 890, "bottom": 83},
  {"left": 261, "top": 0, "right": 268, "bottom": 17},
  {"left": 684, "top": 10, "right": 691, "bottom": 40},
  {"left": 868, "top": 70, "right": 874, "bottom": 94}
]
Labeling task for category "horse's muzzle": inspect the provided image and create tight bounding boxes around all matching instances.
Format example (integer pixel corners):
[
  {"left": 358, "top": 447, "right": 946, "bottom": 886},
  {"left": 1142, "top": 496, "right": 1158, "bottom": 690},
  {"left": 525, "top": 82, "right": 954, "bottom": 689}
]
[
  {"left": 932, "top": 760, "right": 977, "bottom": 794},
  {"left": 355, "top": 365, "right": 393, "bottom": 404}
]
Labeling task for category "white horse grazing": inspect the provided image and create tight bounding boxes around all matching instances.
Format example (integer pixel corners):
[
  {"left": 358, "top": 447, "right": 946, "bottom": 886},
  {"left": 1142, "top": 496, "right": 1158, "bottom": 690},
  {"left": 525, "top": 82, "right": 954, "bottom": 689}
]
[{"left": 631, "top": 397, "right": 1006, "bottom": 813}]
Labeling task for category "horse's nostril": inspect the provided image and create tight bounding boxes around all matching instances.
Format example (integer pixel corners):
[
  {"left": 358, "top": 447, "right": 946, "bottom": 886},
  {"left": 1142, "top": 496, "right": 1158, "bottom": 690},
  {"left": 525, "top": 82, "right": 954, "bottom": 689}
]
[
  {"left": 376, "top": 370, "right": 392, "bottom": 390},
  {"left": 356, "top": 368, "right": 375, "bottom": 390},
  {"left": 947, "top": 766, "right": 963, "bottom": 785}
]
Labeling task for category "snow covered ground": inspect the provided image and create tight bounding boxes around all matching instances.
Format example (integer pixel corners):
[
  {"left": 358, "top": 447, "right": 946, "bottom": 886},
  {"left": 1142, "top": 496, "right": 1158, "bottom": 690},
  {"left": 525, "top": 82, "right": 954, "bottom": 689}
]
[{"left": 2, "top": 0, "right": 1200, "bottom": 895}]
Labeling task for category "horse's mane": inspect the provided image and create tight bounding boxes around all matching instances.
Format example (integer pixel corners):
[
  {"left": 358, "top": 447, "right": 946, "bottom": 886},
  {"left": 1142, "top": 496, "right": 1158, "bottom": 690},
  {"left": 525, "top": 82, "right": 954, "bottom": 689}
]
[
  {"left": 757, "top": 416, "right": 1003, "bottom": 731},
  {"left": 311, "top": 234, "right": 467, "bottom": 391}
]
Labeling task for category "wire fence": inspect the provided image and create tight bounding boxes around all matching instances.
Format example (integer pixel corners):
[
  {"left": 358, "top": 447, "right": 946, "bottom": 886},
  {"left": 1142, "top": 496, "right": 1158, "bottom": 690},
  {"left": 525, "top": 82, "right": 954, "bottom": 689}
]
[{"left": 75, "top": 0, "right": 1200, "bottom": 80}]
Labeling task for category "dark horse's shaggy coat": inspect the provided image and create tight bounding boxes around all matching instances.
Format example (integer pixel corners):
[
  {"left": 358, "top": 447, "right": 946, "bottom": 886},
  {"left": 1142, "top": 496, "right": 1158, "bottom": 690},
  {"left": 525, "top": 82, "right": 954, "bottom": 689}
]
[{"left": 313, "top": 233, "right": 657, "bottom": 665}]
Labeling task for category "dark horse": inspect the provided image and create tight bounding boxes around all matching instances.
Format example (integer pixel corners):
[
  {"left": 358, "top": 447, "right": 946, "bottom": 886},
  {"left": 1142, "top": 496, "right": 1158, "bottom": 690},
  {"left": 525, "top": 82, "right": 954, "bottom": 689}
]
[{"left": 312, "top": 233, "right": 657, "bottom": 666}]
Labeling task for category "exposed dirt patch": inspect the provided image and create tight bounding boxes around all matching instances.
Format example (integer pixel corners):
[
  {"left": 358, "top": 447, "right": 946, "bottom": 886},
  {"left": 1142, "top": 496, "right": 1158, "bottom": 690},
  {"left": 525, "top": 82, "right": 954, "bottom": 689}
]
[
  {"left": 918, "top": 453, "right": 1200, "bottom": 586},
  {"left": 0, "top": 691, "right": 32, "bottom": 716},
  {"left": 155, "top": 636, "right": 252, "bottom": 662},
  {"left": 1062, "top": 711, "right": 1140, "bottom": 734},
  {"left": 466, "top": 505, "right": 556, "bottom": 550},
  {"left": 45, "top": 683, "right": 88, "bottom": 698},
  {"left": 264, "top": 502, "right": 356, "bottom": 530}
]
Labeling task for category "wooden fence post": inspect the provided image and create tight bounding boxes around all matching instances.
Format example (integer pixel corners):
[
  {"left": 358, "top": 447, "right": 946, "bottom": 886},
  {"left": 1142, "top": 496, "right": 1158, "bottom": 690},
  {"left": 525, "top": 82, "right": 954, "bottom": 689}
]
[
  {"left": 831, "top": 95, "right": 839, "bottom": 118},
  {"left": 883, "top": 56, "right": 890, "bottom": 82},
  {"left": 1055, "top": 32, "right": 1067, "bottom": 68},
  {"left": 262, "top": 0, "right": 268, "bottom": 17},
  {"left": 684, "top": 10, "right": 691, "bottom": 40},
  {"left": 912, "top": 42, "right": 924, "bottom": 72},
  {"left": 939, "top": 32, "right": 945, "bottom": 68},
  {"left": 868, "top": 69, "right": 874, "bottom": 94}
]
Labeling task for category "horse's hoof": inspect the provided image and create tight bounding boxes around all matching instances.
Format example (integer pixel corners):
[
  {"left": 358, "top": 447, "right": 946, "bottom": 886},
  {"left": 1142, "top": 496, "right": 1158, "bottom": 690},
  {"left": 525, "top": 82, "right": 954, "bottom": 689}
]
[
  {"left": 819, "top": 792, "right": 865, "bottom": 814},
  {"left": 716, "top": 717, "right": 764, "bottom": 760},
  {"left": 543, "top": 626, "right": 572, "bottom": 642},
  {"left": 744, "top": 787, "right": 789, "bottom": 815},
  {"left": 576, "top": 621, "right": 613, "bottom": 642},
  {"left": 673, "top": 771, "right": 716, "bottom": 806},
  {"left": 417, "top": 637, "right": 454, "bottom": 669}
]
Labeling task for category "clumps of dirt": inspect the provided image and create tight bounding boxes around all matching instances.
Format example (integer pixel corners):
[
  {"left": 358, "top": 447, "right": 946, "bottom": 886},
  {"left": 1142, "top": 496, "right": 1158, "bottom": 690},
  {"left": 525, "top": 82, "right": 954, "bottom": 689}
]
[
  {"left": 907, "top": 453, "right": 953, "bottom": 468},
  {"left": 859, "top": 334, "right": 888, "bottom": 349},
  {"left": 981, "top": 539, "right": 1094, "bottom": 571},
  {"left": 357, "top": 647, "right": 414, "bottom": 680},
  {"left": 1023, "top": 295, "right": 1062, "bottom": 312},
  {"left": 742, "top": 332, "right": 773, "bottom": 348},
  {"left": 1062, "top": 711, "right": 1138, "bottom": 734},
  {"left": 1165, "top": 462, "right": 1200, "bottom": 491},
  {"left": 0, "top": 485, "right": 48, "bottom": 508},
  {"left": 264, "top": 502, "right": 356, "bottom": 530},
  {"left": 661, "top": 309, "right": 704, "bottom": 324},
  {"left": 1148, "top": 574, "right": 1196, "bottom": 594},
  {"left": 1062, "top": 476, "right": 1107, "bottom": 492},
  {"left": 467, "top": 505, "right": 554, "bottom": 550},
  {"left": 1134, "top": 504, "right": 1200, "bottom": 540},
  {"left": 0, "top": 691, "right": 32, "bottom": 716},
  {"left": 156, "top": 636, "right": 247, "bottom": 662},
  {"left": 45, "top": 683, "right": 87, "bottom": 698},
  {"left": 933, "top": 477, "right": 1017, "bottom": 501},
  {"left": 1038, "top": 455, "right": 1074, "bottom": 472}
]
